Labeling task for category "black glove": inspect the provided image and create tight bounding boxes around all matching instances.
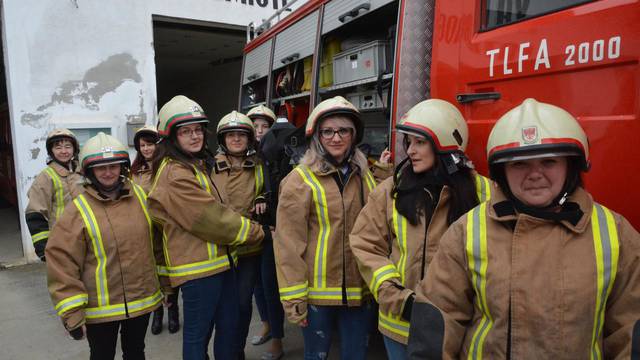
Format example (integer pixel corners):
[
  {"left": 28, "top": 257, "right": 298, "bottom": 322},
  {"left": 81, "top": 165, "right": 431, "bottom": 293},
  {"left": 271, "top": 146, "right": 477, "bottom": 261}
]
[
  {"left": 69, "top": 326, "right": 84, "bottom": 340},
  {"left": 34, "top": 241, "right": 47, "bottom": 262}
]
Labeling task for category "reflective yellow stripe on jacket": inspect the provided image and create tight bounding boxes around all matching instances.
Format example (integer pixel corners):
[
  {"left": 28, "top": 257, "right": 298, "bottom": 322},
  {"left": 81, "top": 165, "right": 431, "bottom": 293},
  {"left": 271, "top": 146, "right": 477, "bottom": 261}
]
[
  {"left": 464, "top": 202, "right": 619, "bottom": 360},
  {"left": 153, "top": 158, "right": 237, "bottom": 277},
  {"left": 32, "top": 230, "right": 50, "bottom": 244},
  {"left": 255, "top": 164, "right": 264, "bottom": 197},
  {"left": 474, "top": 175, "right": 491, "bottom": 203},
  {"left": 589, "top": 204, "right": 619, "bottom": 360},
  {"left": 45, "top": 167, "right": 65, "bottom": 219},
  {"left": 294, "top": 166, "right": 330, "bottom": 291},
  {"left": 74, "top": 194, "right": 109, "bottom": 307},
  {"left": 54, "top": 293, "right": 89, "bottom": 316},
  {"left": 73, "top": 192, "right": 158, "bottom": 317},
  {"left": 363, "top": 170, "right": 376, "bottom": 192},
  {"left": 86, "top": 291, "right": 162, "bottom": 320}
]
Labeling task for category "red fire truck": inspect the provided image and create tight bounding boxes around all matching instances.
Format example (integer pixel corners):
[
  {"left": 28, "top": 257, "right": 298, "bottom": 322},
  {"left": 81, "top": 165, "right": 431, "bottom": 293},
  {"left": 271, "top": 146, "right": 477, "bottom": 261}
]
[{"left": 238, "top": 0, "right": 640, "bottom": 228}]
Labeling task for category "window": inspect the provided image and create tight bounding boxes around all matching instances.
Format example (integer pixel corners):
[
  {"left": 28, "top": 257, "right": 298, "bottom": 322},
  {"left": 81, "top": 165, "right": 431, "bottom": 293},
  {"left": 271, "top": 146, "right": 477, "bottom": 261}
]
[{"left": 483, "top": 0, "right": 595, "bottom": 30}]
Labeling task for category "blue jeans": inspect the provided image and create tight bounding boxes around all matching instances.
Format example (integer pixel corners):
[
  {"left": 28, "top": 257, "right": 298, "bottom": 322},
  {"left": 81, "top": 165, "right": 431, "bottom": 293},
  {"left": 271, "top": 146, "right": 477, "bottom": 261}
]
[
  {"left": 301, "top": 301, "right": 375, "bottom": 360},
  {"left": 260, "top": 230, "right": 284, "bottom": 339},
  {"left": 181, "top": 270, "right": 238, "bottom": 360},
  {"left": 234, "top": 255, "right": 261, "bottom": 355},
  {"left": 383, "top": 335, "right": 408, "bottom": 360}
]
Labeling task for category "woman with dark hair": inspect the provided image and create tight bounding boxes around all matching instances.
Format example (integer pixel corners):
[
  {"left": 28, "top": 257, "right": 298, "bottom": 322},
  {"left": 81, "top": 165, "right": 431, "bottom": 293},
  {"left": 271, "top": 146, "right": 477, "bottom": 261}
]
[
  {"left": 46, "top": 132, "right": 161, "bottom": 360},
  {"left": 349, "top": 99, "right": 490, "bottom": 360},
  {"left": 408, "top": 99, "right": 640, "bottom": 359},
  {"left": 25, "top": 128, "right": 82, "bottom": 261},
  {"left": 274, "top": 96, "right": 378, "bottom": 359},
  {"left": 130, "top": 125, "right": 181, "bottom": 336},
  {"left": 147, "top": 95, "right": 264, "bottom": 360}
]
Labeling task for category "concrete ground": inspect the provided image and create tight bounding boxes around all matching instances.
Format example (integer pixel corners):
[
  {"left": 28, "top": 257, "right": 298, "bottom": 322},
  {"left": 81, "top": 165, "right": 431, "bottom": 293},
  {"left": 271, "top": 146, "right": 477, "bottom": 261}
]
[{"left": 0, "top": 263, "right": 388, "bottom": 359}]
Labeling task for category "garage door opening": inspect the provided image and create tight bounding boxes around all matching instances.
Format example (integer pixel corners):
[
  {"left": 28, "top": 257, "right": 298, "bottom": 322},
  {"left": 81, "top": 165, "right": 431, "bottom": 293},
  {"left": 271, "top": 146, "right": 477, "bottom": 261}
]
[
  {"left": 153, "top": 17, "right": 247, "bottom": 149},
  {"left": 0, "top": 13, "right": 22, "bottom": 265}
]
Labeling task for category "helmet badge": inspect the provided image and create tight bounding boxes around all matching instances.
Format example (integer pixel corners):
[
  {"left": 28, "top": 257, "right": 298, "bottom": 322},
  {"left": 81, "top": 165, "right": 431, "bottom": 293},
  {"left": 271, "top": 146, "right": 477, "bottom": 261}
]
[
  {"left": 101, "top": 146, "right": 114, "bottom": 158},
  {"left": 189, "top": 105, "right": 202, "bottom": 114},
  {"left": 522, "top": 126, "right": 538, "bottom": 144}
]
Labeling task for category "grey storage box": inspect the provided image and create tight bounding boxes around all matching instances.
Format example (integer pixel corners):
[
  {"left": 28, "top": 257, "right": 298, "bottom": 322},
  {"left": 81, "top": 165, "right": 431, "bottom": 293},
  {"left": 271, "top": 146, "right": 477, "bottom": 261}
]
[
  {"left": 333, "top": 40, "right": 389, "bottom": 85},
  {"left": 346, "top": 89, "right": 388, "bottom": 111}
]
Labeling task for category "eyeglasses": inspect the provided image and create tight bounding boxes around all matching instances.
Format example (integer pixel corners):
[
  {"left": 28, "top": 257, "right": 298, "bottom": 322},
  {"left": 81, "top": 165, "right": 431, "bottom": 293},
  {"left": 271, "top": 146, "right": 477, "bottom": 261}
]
[
  {"left": 319, "top": 127, "right": 353, "bottom": 140},
  {"left": 177, "top": 127, "right": 204, "bottom": 138}
]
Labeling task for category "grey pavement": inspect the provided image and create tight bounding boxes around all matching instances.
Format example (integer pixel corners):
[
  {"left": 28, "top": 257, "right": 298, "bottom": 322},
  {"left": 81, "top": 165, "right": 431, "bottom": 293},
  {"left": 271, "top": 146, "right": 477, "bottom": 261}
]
[{"left": 0, "top": 263, "right": 388, "bottom": 359}]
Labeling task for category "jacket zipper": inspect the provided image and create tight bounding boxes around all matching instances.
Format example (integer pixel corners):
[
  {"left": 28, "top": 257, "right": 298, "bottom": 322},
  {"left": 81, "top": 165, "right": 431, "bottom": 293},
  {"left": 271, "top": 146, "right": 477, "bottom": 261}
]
[
  {"left": 420, "top": 189, "right": 440, "bottom": 280},
  {"left": 104, "top": 205, "right": 129, "bottom": 318},
  {"left": 339, "top": 172, "right": 350, "bottom": 305}
]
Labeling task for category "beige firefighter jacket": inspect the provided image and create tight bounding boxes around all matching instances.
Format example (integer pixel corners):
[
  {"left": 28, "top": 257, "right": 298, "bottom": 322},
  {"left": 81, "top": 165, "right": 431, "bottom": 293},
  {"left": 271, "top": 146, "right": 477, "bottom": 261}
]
[
  {"left": 25, "top": 161, "right": 83, "bottom": 246},
  {"left": 274, "top": 159, "right": 378, "bottom": 323},
  {"left": 147, "top": 157, "right": 264, "bottom": 288},
  {"left": 131, "top": 165, "right": 153, "bottom": 193},
  {"left": 371, "top": 160, "right": 394, "bottom": 183},
  {"left": 412, "top": 186, "right": 640, "bottom": 359},
  {"left": 350, "top": 173, "right": 491, "bottom": 344},
  {"left": 46, "top": 181, "right": 161, "bottom": 330},
  {"left": 211, "top": 153, "right": 265, "bottom": 257}
]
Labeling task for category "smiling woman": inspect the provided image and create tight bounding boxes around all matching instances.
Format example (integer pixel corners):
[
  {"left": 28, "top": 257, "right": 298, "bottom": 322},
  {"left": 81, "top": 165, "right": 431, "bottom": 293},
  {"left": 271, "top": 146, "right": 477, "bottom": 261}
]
[{"left": 409, "top": 98, "right": 640, "bottom": 359}]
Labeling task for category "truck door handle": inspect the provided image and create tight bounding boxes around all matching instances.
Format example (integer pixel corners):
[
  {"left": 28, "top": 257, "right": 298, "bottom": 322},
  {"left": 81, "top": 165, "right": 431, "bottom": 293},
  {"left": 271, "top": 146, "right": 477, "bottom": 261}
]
[
  {"left": 280, "top": 52, "right": 300, "bottom": 65},
  {"left": 456, "top": 92, "right": 501, "bottom": 104},
  {"left": 246, "top": 73, "right": 259, "bottom": 82},
  {"left": 338, "top": 2, "right": 371, "bottom": 23}
]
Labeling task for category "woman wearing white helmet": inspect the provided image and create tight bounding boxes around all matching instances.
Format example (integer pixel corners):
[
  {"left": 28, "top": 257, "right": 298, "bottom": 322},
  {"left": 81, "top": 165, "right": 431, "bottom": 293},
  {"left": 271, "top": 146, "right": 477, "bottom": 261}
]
[
  {"left": 350, "top": 99, "right": 490, "bottom": 360},
  {"left": 408, "top": 98, "right": 640, "bottom": 359},
  {"left": 46, "top": 132, "right": 162, "bottom": 360},
  {"left": 274, "top": 96, "right": 378, "bottom": 359},
  {"left": 25, "top": 128, "right": 82, "bottom": 261},
  {"left": 210, "top": 110, "right": 268, "bottom": 359},
  {"left": 148, "top": 95, "right": 264, "bottom": 360}
]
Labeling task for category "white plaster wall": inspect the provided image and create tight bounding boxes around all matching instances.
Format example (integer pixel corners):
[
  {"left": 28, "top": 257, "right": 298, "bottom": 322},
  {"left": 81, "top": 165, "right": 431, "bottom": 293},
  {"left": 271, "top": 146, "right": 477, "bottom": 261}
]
[{"left": 2, "top": 0, "right": 290, "bottom": 262}]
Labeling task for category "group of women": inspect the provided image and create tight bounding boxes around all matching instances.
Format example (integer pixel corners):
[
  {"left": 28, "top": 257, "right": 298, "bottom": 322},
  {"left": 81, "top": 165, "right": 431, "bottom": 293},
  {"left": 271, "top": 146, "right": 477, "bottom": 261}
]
[{"left": 26, "top": 93, "right": 639, "bottom": 360}]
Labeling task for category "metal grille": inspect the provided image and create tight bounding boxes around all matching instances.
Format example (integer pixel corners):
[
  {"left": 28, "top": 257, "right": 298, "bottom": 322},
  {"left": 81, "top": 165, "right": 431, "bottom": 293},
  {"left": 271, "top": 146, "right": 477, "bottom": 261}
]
[
  {"left": 243, "top": 39, "right": 273, "bottom": 85},
  {"left": 392, "top": 0, "right": 435, "bottom": 162}
]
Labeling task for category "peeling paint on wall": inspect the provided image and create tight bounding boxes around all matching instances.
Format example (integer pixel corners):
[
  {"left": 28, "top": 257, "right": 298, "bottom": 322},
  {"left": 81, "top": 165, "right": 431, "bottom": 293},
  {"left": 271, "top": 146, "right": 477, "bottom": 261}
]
[
  {"left": 20, "top": 53, "right": 143, "bottom": 127},
  {"left": 30, "top": 148, "right": 41, "bottom": 159}
]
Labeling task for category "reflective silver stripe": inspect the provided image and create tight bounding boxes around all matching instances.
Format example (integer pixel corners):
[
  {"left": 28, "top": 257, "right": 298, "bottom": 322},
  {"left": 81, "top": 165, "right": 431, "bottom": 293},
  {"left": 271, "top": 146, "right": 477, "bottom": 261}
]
[
  {"left": 295, "top": 166, "right": 331, "bottom": 288},
  {"left": 590, "top": 204, "right": 619, "bottom": 359},
  {"left": 45, "top": 167, "right": 65, "bottom": 219},
  {"left": 156, "top": 256, "right": 230, "bottom": 277},
  {"left": 74, "top": 195, "right": 109, "bottom": 307},
  {"left": 86, "top": 291, "right": 162, "bottom": 319},
  {"left": 32, "top": 231, "right": 50, "bottom": 243}
]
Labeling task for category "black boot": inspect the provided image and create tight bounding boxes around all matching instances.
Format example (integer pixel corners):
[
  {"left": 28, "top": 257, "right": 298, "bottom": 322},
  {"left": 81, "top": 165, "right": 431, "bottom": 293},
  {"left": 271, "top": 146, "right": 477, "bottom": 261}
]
[
  {"left": 151, "top": 306, "right": 164, "bottom": 335},
  {"left": 168, "top": 303, "right": 180, "bottom": 333}
]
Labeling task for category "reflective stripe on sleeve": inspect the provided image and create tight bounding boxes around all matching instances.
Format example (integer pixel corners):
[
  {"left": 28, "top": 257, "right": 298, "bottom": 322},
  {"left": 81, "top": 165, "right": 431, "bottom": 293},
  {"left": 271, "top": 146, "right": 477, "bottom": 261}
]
[
  {"left": 392, "top": 199, "right": 408, "bottom": 285},
  {"left": 294, "top": 166, "right": 331, "bottom": 289},
  {"left": 54, "top": 293, "right": 88, "bottom": 316},
  {"left": 156, "top": 255, "right": 231, "bottom": 278},
  {"left": 379, "top": 311, "right": 410, "bottom": 339},
  {"left": 279, "top": 282, "right": 309, "bottom": 301},
  {"left": 370, "top": 264, "right": 401, "bottom": 302},
  {"left": 308, "top": 287, "right": 364, "bottom": 301},
  {"left": 255, "top": 164, "right": 264, "bottom": 197},
  {"left": 589, "top": 204, "right": 620, "bottom": 360},
  {"left": 73, "top": 195, "right": 109, "bottom": 307},
  {"left": 32, "top": 230, "right": 50, "bottom": 244},
  {"left": 364, "top": 170, "right": 376, "bottom": 191},
  {"left": 466, "top": 202, "right": 492, "bottom": 360},
  {"left": 45, "top": 167, "right": 65, "bottom": 220}
]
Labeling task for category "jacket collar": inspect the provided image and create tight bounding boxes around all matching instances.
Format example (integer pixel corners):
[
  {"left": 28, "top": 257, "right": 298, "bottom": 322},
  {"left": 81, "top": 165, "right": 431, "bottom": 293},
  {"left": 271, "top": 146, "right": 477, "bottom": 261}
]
[
  {"left": 214, "top": 153, "right": 256, "bottom": 173},
  {"left": 48, "top": 161, "right": 75, "bottom": 177},
  {"left": 488, "top": 186, "right": 593, "bottom": 233}
]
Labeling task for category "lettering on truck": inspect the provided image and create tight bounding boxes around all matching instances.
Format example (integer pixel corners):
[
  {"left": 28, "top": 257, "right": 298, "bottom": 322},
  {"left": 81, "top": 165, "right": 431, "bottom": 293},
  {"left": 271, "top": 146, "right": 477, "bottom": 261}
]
[{"left": 486, "top": 36, "right": 622, "bottom": 77}]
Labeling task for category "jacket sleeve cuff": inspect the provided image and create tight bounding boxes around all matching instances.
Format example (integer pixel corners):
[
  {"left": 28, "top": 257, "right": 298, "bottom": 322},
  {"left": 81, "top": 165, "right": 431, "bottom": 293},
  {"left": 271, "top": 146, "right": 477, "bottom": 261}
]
[
  {"left": 401, "top": 292, "right": 416, "bottom": 321},
  {"left": 63, "top": 308, "right": 86, "bottom": 331}
]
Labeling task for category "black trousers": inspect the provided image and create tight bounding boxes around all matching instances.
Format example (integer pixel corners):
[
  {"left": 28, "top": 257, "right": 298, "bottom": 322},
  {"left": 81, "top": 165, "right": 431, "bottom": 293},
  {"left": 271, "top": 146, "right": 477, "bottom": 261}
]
[{"left": 86, "top": 313, "right": 151, "bottom": 360}]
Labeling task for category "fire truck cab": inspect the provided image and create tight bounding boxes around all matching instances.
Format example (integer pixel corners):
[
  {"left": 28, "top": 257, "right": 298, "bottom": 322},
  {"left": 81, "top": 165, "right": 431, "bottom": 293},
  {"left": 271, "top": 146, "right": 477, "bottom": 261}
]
[{"left": 238, "top": 0, "right": 640, "bottom": 228}]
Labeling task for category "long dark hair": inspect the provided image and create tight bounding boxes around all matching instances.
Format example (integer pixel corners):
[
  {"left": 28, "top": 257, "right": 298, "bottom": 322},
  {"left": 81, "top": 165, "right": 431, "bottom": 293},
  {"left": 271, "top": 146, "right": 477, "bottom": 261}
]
[
  {"left": 131, "top": 134, "right": 157, "bottom": 174},
  {"left": 393, "top": 155, "right": 479, "bottom": 226}
]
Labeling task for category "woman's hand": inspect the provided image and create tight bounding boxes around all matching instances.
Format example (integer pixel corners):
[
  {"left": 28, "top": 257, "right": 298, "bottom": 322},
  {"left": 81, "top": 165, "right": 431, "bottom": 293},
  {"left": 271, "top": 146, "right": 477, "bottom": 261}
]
[
  {"left": 378, "top": 148, "right": 391, "bottom": 164},
  {"left": 254, "top": 202, "right": 267, "bottom": 215}
]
